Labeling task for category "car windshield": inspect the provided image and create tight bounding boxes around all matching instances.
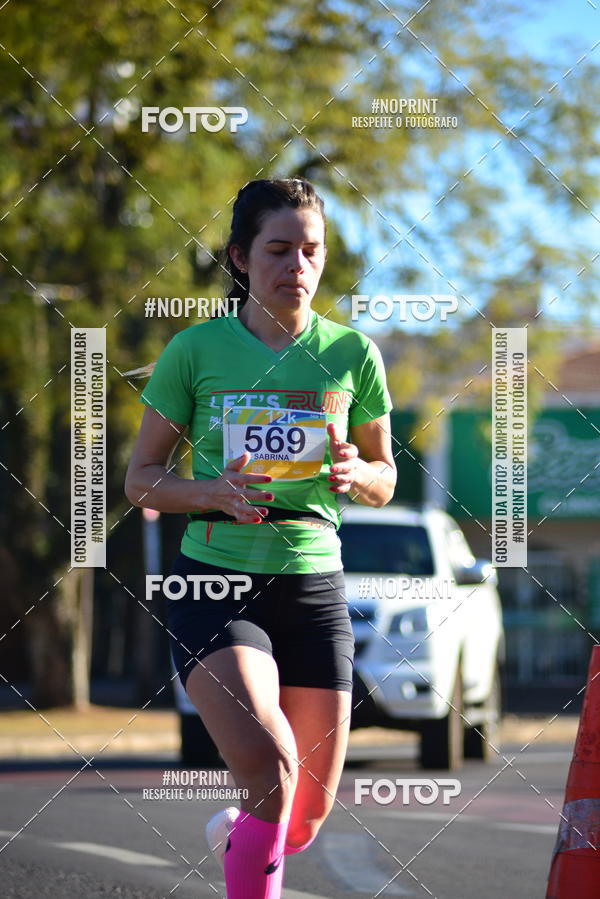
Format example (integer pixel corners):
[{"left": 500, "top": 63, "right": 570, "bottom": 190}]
[{"left": 339, "top": 523, "right": 435, "bottom": 575}]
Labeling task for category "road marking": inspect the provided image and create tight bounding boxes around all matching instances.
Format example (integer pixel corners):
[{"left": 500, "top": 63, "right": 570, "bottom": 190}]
[
  {"left": 360, "top": 808, "right": 557, "bottom": 835},
  {"left": 346, "top": 747, "right": 414, "bottom": 760},
  {"left": 216, "top": 882, "right": 330, "bottom": 898},
  {"left": 495, "top": 823, "right": 557, "bottom": 835},
  {"left": 55, "top": 841, "right": 175, "bottom": 867},
  {"left": 321, "top": 833, "right": 414, "bottom": 895},
  {"left": 508, "top": 751, "right": 572, "bottom": 763},
  {"left": 346, "top": 748, "right": 573, "bottom": 765},
  {"left": 360, "top": 809, "right": 486, "bottom": 823},
  {"left": 282, "top": 891, "right": 331, "bottom": 899}
]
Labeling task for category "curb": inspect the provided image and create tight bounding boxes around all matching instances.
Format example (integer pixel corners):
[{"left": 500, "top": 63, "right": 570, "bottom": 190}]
[{"left": 0, "top": 715, "right": 579, "bottom": 762}]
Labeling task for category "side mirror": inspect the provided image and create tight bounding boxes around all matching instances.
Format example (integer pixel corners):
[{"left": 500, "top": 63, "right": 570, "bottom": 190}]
[{"left": 454, "top": 558, "right": 498, "bottom": 587}]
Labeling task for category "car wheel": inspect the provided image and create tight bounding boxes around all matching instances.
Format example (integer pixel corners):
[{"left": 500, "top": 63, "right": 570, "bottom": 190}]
[
  {"left": 419, "top": 668, "right": 464, "bottom": 770},
  {"left": 180, "top": 713, "right": 223, "bottom": 768},
  {"left": 464, "top": 662, "right": 502, "bottom": 761}
]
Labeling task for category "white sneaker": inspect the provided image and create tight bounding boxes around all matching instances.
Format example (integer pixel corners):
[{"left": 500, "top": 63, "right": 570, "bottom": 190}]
[{"left": 205, "top": 807, "right": 240, "bottom": 869}]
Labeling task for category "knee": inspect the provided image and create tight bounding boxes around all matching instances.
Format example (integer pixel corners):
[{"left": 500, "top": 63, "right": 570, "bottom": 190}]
[
  {"left": 286, "top": 819, "right": 320, "bottom": 850},
  {"left": 237, "top": 739, "right": 299, "bottom": 806},
  {"left": 305, "top": 791, "right": 334, "bottom": 825},
  {"left": 286, "top": 794, "right": 333, "bottom": 848},
  {"left": 265, "top": 744, "right": 298, "bottom": 804}
]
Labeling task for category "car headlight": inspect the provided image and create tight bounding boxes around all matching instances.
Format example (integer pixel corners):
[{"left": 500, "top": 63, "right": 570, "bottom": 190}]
[{"left": 388, "top": 605, "right": 443, "bottom": 636}]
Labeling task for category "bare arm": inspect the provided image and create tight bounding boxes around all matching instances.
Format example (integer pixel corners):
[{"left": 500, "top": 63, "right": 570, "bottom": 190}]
[
  {"left": 124, "top": 407, "right": 275, "bottom": 523},
  {"left": 327, "top": 414, "right": 396, "bottom": 508}
]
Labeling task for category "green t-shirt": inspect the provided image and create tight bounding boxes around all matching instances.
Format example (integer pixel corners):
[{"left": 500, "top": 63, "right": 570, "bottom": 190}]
[{"left": 140, "top": 307, "right": 392, "bottom": 573}]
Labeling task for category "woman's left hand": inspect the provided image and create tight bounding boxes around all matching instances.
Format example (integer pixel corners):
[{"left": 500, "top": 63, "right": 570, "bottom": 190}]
[{"left": 326, "top": 422, "right": 360, "bottom": 494}]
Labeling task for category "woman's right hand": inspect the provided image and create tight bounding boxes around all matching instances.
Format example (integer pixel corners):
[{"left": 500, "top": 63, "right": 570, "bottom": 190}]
[{"left": 200, "top": 452, "right": 275, "bottom": 523}]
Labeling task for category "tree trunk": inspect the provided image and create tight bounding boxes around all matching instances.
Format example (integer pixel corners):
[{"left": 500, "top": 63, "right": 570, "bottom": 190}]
[
  {"left": 27, "top": 567, "right": 93, "bottom": 709},
  {"left": 135, "top": 512, "right": 162, "bottom": 703}
]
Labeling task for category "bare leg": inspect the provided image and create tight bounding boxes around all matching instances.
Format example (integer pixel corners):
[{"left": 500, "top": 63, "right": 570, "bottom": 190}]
[
  {"left": 185, "top": 646, "right": 299, "bottom": 822},
  {"left": 279, "top": 686, "right": 352, "bottom": 848}
]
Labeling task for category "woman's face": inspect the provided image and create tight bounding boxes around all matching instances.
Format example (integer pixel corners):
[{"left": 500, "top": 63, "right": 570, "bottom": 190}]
[{"left": 230, "top": 207, "right": 326, "bottom": 314}]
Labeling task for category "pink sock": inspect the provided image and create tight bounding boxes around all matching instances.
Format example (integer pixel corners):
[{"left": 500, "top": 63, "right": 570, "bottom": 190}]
[
  {"left": 224, "top": 811, "right": 289, "bottom": 899},
  {"left": 284, "top": 834, "right": 316, "bottom": 855}
]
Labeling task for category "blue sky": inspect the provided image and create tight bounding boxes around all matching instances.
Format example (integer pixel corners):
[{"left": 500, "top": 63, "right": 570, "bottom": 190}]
[
  {"left": 517, "top": 0, "right": 599, "bottom": 53},
  {"left": 339, "top": 1, "right": 600, "bottom": 335}
]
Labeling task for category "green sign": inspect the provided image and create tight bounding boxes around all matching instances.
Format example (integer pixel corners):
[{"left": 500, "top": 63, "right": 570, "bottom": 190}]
[
  {"left": 449, "top": 408, "right": 600, "bottom": 519},
  {"left": 390, "top": 410, "right": 422, "bottom": 504}
]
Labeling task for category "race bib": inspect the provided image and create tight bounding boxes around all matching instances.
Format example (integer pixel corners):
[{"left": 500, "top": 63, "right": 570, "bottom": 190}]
[{"left": 223, "top": 406, "right": 327, "bottom": 480}]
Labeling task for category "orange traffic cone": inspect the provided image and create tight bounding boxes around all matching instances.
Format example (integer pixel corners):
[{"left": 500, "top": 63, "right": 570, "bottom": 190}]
[{"left": 546, "top": 644, "right": 600, "bottom": 898}]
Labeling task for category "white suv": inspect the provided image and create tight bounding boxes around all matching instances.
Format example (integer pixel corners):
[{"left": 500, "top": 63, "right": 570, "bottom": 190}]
[
  {"left": 174, "top": 503, "right": 504, "bottom": 771},
  {"left": 340, "top": 504, "right": 505, "bottom": 769}
]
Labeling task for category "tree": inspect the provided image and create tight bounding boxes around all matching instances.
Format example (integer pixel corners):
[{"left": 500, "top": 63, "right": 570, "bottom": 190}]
[{"left": 0, "top": 0, "right": 598, "bottom": 705}]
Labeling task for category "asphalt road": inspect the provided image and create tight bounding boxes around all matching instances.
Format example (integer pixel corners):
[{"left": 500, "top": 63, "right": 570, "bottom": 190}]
[{"left": 0, "top": 742, "right": 569, "bottom": 899}]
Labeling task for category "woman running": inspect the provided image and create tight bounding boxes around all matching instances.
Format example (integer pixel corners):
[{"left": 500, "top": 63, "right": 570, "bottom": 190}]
[{"left": 125, "top": 177, "right": 396, "bottom": 899}]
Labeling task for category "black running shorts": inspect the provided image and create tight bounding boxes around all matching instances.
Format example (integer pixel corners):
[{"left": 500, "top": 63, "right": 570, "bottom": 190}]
[{"left": 166, "top": 553, "right": 355, "bottom": 693}]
